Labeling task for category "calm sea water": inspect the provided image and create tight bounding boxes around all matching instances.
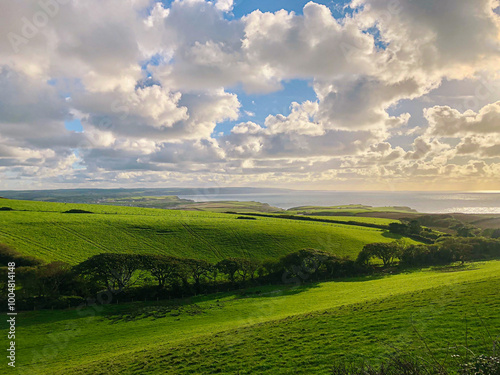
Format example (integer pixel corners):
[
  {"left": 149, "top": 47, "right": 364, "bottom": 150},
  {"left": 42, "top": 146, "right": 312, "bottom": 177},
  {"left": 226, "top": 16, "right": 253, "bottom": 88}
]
[{"left": 179, "top": 191, "right": 500, "bottom": 214}]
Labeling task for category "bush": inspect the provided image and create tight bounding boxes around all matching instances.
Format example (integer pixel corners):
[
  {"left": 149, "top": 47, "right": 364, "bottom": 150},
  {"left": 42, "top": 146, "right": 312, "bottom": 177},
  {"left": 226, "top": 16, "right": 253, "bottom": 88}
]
[
  {"left": 0, "top": 243, "right": 42, "bottom": 266},
  {"left": 460, "top": 354, "right": 500, "bottom": 375},
  {"left": 63, "top": 209, "right": 93, "bottom": 214},
  {"left": 279, "top": 249, "right": 361, "bottom": 283},
  {"left": 399, "top": 237, "right": 500, "bottom": 267},
  {"left": 19, "top": 262, "right": 75, "bottom": 298},
  {"left": 399, "top": 244, "right": 454, "bottom": 267},
  {"left": 51, "top": 296, "right": 86, "bottom": 309}
]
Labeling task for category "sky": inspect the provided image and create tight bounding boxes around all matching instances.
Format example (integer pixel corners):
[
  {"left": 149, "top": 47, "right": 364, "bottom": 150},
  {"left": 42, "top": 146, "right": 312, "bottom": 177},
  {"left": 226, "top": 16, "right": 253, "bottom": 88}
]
[{"left": 0, "top": 0, "right": 500, "bottom": 191}]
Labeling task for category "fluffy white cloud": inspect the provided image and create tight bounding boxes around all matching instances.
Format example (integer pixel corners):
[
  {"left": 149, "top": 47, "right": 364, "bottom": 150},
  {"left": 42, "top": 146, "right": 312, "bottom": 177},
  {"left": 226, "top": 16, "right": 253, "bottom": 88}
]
[
  {"left": 0, "top": 0, "right": 156, "bottom": 88},
  {"left": 0, "top": 66, "right": 82, "bottom": 171},
  {"left": 242, "top": 3, "right": 379, "bottom": 80},
  {"left": 315, "top": 77, "right": 415, "bottom": 131},
  {"left": 455, "top": 135, "right": 500, "bottom": 158},
  {"left": 425, "top": 101, "right": 500, "bottom": 137},
  {"left": 352, "top": 0, "right": 500, "bottom": 81},
  {"left": 215, "top": 0, "right": 233, "bottom": 12},
  {"left": 221, "top": 101, "right": 382, "bottom": 159}
]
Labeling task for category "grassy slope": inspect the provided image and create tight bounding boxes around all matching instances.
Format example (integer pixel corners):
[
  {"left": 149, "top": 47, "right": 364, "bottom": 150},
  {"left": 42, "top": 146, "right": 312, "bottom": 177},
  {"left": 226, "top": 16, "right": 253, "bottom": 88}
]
[
  {"left": 122, "top": 276, "right": 499, "bottom": 375},
  {"left": 0, "top": 199, "right": 400, "bottom": 264},
  {"left": 100, "top": 195, "right": 194, "bottom": 209},
  {"left": 284, "top": 214, "right": 397, "bottom": 226},
  {"left": 99, "top": 196, "right": 284, "bottom": 213},
  {"left": 172, "top": 200, "right": 284, "bottom": 213},
  {"left": 6, "top": 261, "right": 500, "bottom": 374},
  {"left": 288, "top": 205, "right": 418, "bottom": 215}
]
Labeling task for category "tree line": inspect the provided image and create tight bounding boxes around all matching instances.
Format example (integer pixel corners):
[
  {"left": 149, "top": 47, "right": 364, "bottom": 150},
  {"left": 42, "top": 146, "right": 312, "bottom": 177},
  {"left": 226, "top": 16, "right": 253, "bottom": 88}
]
[
  {"left": 357, "top": 236, "right": 500, "bottom": 267},
  {"left": 1, "top": 235, "right": 500, "bottom": 311},
  {"left": 0, "top": 245, "right": 365, "bottom": 310}
]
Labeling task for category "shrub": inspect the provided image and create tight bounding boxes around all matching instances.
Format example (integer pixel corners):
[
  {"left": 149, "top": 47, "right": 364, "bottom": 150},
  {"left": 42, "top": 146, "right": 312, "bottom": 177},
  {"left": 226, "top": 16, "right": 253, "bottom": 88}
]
[
  {"left": 278, "top": 249, "right": 359, "bottom": 283},
  {"left": 399, "top": 244, "right": 454, "bottom": 267},
  {"left": 0, "top": 243, "right": 42, "bottom": 266},
  {"left": 460, "top": 354, "right": 500, "bottom": 375},
  {"left": 51, "top": 296, "right": 86, "bottom": 309},
  {"left": 63, "top": 209, "right": 93, "bottom": 214}
]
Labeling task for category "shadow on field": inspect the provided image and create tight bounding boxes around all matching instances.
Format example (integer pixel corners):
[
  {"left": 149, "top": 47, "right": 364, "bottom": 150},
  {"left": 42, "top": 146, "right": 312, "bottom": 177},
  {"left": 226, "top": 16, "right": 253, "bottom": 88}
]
[
  {"left": 89, "top": 283, "right": 325, "bottom": 323},
  {"left": 430, "top": 263, "right": 481, "bottom": 273},
  {"left": 105, "top": 303, "right": 205, "bottom": 323},
  {"left": 234, "top": 282, "right": 321, "bottom": 299},
  {"left": 337, "top": 274, "right": 387, "bottom": 282},
  {"left": 381, "top": 231, "right": 405, "bottom": 240}
]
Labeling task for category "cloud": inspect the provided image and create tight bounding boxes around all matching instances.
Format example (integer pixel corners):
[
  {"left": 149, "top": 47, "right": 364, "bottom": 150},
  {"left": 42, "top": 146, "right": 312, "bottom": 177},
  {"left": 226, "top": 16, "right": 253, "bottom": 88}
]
[
  {"left": 73, "top": 86, "right": 240, "bottom": 144},
  {"left": 215, "top": 0, "right": 233, "bottom": 12},
  {"left": 221, "top": 101, "right": 382, "bottom": 159},
  {"left": 455, "top": 135, "right": 500, "bottom": 158},
  {"left": 0, "top": 66, "right": 68, "bottom": 128},
  {"left": 241, "top": 3, "right": 379, "bottom": 80},
  {"left": 352, "top": 0, "right": 500, "bottom": 81},
  {"left": 152, "top": 1, "right": 380, "bottom": 93},
  {"left": 0, "top": 66, "right": 82, "bottom": 171},
  {"left": 0, "top": 0, "right": 156, "bottom": 91},
  {"left": 425, "top": 101, "right": 500, "bottom": 137},
  {"left": 315, "top": 76, "right": 415, "bottom": 131}
]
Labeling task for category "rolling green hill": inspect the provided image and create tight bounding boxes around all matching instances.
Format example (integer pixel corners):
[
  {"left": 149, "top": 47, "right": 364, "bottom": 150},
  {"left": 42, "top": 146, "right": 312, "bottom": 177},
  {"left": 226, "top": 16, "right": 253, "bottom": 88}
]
[
  {"left": 288, "top": 204, "right": 418, "bottom": 215},
  {"left": 94, "top": 196, "right": 285, "bottom": 213},
  {"left": 0, "top": 199, "right": 404, "bottom": 265},
  {"left": 5, "top": 260, "right": 500, "bottom": 374}
]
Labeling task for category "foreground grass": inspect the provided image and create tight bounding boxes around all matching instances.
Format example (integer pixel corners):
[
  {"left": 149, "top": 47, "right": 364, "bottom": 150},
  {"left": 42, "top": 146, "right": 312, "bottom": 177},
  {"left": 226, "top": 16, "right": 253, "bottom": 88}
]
[
  {"left": 5, "top": 260, "right": 500, "bottom": 374},
  {"left": 89, "top": 277, "right": 500, "bottom": 375},
  {"left": 0, "top": 199, "right": 403, "bottom": 264}
]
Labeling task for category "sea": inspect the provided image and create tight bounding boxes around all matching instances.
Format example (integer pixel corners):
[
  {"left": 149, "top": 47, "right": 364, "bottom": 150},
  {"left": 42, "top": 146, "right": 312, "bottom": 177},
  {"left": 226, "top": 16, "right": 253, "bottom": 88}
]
[{"left": 178, "top": 191, "right": 500, "bottom": 214}]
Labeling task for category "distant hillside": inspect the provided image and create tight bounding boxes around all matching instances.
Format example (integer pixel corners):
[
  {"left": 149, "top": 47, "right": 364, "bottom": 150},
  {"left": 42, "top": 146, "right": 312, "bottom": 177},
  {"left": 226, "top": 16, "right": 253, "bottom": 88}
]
[
  {"left": 288, "top": 204, "right": 418, "bottom": 215},
  {"left": 0, "top": 187, "right": 292, "bottom": 204}
]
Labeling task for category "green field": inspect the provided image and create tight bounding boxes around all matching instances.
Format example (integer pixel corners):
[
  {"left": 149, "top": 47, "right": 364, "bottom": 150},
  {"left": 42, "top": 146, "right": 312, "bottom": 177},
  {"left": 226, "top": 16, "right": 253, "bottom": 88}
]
[
  {"left": 0, "top": 199, "right": 406, "bottom": 265},
  {"left": 101, "top": 195, "right": 195, "bottom": 209},
  {"left": 98, "top": 196, "right": 284, "bottom": 213},
  {"left": 5, "top": 260, "right": 499, "bottom": 374},
  {"left": 291, "top": 215, "right": 397, "bottom": 226},
  {"left": 172, "top": 200, "right": 284, "bottom": 213},
  {"left": 288, "top": 204, "right": 418, "bottom": 215}
]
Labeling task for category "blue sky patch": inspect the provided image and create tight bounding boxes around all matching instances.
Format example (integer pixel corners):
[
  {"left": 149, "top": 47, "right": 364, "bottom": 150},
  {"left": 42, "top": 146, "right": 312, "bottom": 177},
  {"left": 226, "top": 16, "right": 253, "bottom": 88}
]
[
  {"left": 65, "top": 119, "right": 83, "bottom": 132},
  {"left": 214, "top": 79, "right": 317, "bottom": 136},
  {"left": 231, "top": 0, "right": 351, "bottom": 18}
]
